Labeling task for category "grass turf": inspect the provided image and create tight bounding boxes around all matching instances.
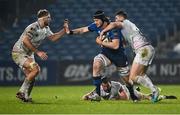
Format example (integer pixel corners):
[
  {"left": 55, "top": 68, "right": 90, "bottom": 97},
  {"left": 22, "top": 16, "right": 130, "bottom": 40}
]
[{"left": 0, "top": 85, "right": 180, "bottom": 114}]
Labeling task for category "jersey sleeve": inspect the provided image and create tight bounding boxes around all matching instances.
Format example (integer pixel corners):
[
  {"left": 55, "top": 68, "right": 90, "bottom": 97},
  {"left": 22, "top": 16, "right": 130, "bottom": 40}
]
[
  {"left": 46, "top": 26, "right": 54, "bottom": 37},
  {"left": 87, "top": 23, "right": 96, "bottom": 32}
]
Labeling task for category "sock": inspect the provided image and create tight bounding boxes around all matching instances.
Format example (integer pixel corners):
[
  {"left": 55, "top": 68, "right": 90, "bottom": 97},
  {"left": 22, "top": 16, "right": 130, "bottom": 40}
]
[
  {"left": 136, "top": 74, "right": 156, "bottom": 93},
  {"left": 19, "top": 78, "right": 31, "bottom": 94},
  {"left": 28, "top": 79, "right": 35, "bottom": 97},
  {"left": 126, "top": 84, "right": 138, "bottom": 100},
  {"left": 93, "top": 76, "right": 102, "bottom": 96}
]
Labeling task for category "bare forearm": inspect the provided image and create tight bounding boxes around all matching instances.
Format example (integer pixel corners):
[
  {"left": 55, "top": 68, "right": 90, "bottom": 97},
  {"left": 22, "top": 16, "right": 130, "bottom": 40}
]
[
  {"left": 71, "top": 28, "right": 85, "bottom": 34},
  {"left": 50, "top": 29, "right": 65, "bottom": 42},
  {"left": 102, "top": 22, "right": 119, "bottom": 33},
  {"left": 102, "top": 42, "right": 119, "bottom": 49},
  {"left": 71, "top": 27, "right": 89, "bottom": 34}
]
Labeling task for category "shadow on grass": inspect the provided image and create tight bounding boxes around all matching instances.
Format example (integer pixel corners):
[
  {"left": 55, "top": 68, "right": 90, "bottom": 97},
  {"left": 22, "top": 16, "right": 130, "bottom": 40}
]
[
  {"left": 131, "top": 100, "right": 179, "bottom": 105},
  {"left": 31, "top": 101, "right": 56, "bottom": 105},
  {"left": 17, "top": 100, "right": 59, "bottom": 105}
]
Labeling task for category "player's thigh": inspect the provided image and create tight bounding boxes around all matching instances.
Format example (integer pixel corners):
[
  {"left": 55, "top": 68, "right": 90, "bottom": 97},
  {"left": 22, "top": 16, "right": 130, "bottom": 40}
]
[
  {"left": 114, "top": 54, "right": 130, "bottom": 78},
  {"left": 93, "top": 53, "right": 111, "bottom": 68},
  {"left": 93, "top": 54, "right": 111, "bottom": 76},
  {"left": 134, "top": 45, "right": 155, "bottom": 66},
  {"left": 12, "top": 52, "right": 30, "bottom": 69},
  {"left": 130, "top": 61, "right": 147, "bottom": 80}
]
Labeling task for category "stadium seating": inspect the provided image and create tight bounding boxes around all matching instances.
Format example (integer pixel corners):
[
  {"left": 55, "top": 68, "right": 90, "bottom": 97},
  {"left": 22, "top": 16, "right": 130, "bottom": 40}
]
[{"left": 1, "top": 0, "right": 180, "bottom": 60}]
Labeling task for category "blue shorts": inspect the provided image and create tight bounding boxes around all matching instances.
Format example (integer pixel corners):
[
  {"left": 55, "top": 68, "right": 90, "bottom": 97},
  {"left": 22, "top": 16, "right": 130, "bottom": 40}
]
[{"left": 102, "top": 50, "right": 128, "bottom": 67}]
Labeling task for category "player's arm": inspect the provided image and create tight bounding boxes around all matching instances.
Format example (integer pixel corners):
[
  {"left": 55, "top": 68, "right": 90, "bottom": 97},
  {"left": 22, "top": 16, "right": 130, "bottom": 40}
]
[
  {"left": 117, "top": 90, "right": 129, "bottom": 100},
  {"left": 22, "top": 35, "right": 48, "bottom": 60},
  {"left": 48, "top": 28, "right": 65, "bottom": 42},
  {"left": 70, "top": 27, "right": 89, "bottom": 34},
  {"left": 96, "top": 36, "right": 119, "bottom": 49},
  {"left": 64, "top": 19, "right": 89, "bottom": 35},
  {"left": 23, "top": 35, "right": 38, "bottom": 53},
  {"left": 100, "top": 22, "right": 123, "bottom": 39},
  {"left": 82, "top": 88, "right": 96, "bottom": 100},
  {"left": 108, "top": 95, "right": 117, "bottom": 100}
]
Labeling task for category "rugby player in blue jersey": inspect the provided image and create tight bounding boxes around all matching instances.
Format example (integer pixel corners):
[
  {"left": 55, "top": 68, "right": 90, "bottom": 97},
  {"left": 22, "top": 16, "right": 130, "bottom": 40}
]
[{"left": 64, "top": 10, "right": 137, "bottom": 101}]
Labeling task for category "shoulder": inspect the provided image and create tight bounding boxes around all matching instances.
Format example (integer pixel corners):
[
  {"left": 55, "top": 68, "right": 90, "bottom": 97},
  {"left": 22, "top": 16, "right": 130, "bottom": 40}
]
[
  {"left": 88, "top": 23, "right": 97, "bottom": 31},
  {"left": 26, "top": 22, "right": 39, "bottom": 32},
  {"left": 123, "top": 19, "right": 134, "bottom": 25},
  {"left": 88, "top": 23, "right": 96, "bottom": 28},
  {"left": 123, "top": 19, "right": 129, "bottom": 23}
]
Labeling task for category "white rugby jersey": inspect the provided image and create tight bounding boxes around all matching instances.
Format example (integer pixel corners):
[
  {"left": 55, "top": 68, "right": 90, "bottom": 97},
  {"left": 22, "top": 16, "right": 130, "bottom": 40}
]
[
  {"left": 121, "top": 19, "right": 149, "bottom": 51},
  {"left": 12, "top": 21, "right": 53, "bottom": 55},
  {"left": 101, "top": 81, "right": 129, "bottom": 100}
]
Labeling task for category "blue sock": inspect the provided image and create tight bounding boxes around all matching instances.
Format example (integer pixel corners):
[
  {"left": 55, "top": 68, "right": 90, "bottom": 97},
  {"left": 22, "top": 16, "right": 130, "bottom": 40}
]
[{"left": 93, "top": 76, "right": 102, "bottom": 96}]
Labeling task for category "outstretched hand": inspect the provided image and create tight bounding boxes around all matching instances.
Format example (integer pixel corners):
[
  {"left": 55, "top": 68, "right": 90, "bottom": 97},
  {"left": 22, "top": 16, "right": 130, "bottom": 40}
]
[{"left": 63, "top": 19, "right": 70, "bottom": 34}]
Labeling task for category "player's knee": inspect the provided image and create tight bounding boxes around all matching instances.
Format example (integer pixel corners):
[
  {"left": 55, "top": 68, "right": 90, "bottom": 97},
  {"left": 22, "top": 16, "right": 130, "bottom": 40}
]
[
  {"left": 29, "top": 62, "right": 40, "bottom": 76},
  {"left": 93, "top": 62, "right": 102, "bottom": 71}
]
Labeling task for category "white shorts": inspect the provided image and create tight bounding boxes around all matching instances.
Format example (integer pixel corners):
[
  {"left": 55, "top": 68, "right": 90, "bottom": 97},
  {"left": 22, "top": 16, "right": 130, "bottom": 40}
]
[
  {"left": 12, "top": 52, "right": 35, "bottom": 69},
  {"left": 134, "top": 45, "right": 155, "bottom": 66}
]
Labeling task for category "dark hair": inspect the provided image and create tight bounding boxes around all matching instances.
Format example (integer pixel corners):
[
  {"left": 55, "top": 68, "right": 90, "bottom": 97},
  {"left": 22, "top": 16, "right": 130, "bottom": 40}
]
[
  {"left": 37, "top": 9, "right": 50, "bottom": 18},
  {"left": 115, "top": 10, "right": 128, "bottom": 19},
  {"left": 93, "top": 10, "right": 109, "bottom": 22},
  {"left": 101, "top": 76, "right": 109, "bottom": 84}
]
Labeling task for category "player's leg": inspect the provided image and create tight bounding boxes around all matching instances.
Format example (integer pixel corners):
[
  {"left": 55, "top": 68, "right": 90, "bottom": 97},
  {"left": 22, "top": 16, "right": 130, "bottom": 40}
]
[
  {"left": 158, "top": 95, "right": 177, "bottom": 100},
  {"left": 130, "top": 63, "right": 156, "bottom": 92},
  {"left": 27, "top": 79, "right": 35, "bottom": 98},
  {"left": 20, "top": 67, "right": 35, "bottom": 102},
  {"left": 23, "top": 69, "right": 35, "bottom": 102},
  {"left": 23, "top": 63, "right": 39, "bottom": 98},
  {"left": 14, "top": 53, "right": 40, "bottom": 102},
  {"left": 82, "top": 89, "right": 96, "bottom": 100},
  {"left": 12, "top": 52, "right": 29, "bottom": 101},
  {"left": 19, "top": 58, "right": 40, "bottom": 101},
  {"left": 117, "top": 67, "right": 139, "bottom": 101},
  {"left": 112, "top": 52, "right": 138, "bottom": 102},
  {"left": 130, "top": 45, "right": 159, "bottom": 102},
  {"left": 134, "top": 89, "right": 151, "bottom": 100},
  {"left": 93, "top": 54, "right": 111, "bottom": 98}
]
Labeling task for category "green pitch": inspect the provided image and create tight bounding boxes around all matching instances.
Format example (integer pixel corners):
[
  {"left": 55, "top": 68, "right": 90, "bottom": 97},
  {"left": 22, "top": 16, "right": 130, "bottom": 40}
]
[{"left": 0, "top": 85, "right": 180, "bottom": 114}]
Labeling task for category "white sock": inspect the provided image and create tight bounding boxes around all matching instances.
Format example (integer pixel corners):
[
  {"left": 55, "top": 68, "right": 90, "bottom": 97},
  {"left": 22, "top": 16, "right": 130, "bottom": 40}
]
[
  {"left": 136, "top": 74, "right": 156, "bottom": 93},
  {"left": 19, "top": 78, "right": 31, "bottom": 94},
  {"left": 28, "top": 79, "right": 35, "bottom": 97}
]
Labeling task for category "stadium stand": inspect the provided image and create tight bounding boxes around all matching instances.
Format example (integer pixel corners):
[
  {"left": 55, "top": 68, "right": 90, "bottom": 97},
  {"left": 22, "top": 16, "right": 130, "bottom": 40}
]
[{"left": 0, "top": 0, "right": 180, "bottom": 60}]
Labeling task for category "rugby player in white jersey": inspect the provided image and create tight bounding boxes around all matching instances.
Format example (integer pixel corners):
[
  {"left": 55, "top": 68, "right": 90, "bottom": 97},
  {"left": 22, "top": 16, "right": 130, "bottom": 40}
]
[
  {"left": 83, "top": 77, "right": 177, "bottom": 101},
  {"left": 12, "top": 9, "right": 66, "bottom": 102},
  {"left": 99, "top": 10, "right": 159, "bottom": 102}
]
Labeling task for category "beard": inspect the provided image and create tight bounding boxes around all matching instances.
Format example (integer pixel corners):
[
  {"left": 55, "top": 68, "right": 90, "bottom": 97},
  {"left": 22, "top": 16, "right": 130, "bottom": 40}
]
[{"left": 44, "top": 21, "right": 50, "bottom": 26}]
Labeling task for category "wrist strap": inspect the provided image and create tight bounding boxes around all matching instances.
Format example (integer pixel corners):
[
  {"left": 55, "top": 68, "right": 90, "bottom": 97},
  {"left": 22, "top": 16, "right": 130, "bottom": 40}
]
[{"left": 69, "top": 30, "right": 74, "bottom": 35}]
